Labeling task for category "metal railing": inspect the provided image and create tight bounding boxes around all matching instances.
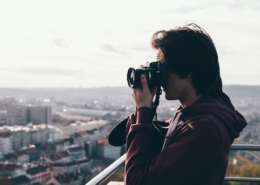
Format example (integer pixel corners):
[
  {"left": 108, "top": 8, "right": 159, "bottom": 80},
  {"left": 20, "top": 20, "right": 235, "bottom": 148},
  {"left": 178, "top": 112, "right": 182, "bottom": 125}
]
[
  {"left": 86, "top": 154, "right": 126, "bottom": 185},
  {"left": 86, "top": 144, "right": 260, "bottom": 185}
]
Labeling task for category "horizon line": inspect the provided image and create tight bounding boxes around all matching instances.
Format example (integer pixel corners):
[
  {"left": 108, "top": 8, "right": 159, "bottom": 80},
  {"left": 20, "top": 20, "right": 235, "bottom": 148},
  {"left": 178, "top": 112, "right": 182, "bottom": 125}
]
[{"left": 0, "top": 84, "right": 260, "bottom": 89}]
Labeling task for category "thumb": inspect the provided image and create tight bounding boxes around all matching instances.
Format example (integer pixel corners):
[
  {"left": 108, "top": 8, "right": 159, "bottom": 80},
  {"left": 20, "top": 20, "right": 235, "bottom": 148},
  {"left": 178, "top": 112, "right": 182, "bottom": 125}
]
[{"left": 141, "top": 75, "right": 149, "bottom": 92}]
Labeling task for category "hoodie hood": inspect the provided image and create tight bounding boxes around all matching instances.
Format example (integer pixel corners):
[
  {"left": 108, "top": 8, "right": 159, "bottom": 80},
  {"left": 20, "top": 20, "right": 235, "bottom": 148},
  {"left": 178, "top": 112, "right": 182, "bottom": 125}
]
[{"left": 178, "top": 92, "right": 247, "bottom": 141}]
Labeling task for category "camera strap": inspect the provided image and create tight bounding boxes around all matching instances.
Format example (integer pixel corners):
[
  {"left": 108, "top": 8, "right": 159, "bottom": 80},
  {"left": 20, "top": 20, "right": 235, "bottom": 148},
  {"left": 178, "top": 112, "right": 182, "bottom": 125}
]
[
  {"left": 151, "top": 86, "right": 162, "bottom": 120},
  {"left": 151, "top": 86, "right": 175, "bottom": 139}
]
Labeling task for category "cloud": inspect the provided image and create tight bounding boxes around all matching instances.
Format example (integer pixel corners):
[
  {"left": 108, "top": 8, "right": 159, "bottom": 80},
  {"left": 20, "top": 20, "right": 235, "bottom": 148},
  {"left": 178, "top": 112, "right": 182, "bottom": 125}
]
[
  {"left": 1, "top": 67, "right": 82, "bottom": 77},
  {"left": 22, "top": 55, "right": 89, "bottom": 62},
  {"left": 99, "top": 44, "right": 127, "bottom": 55},
  {"left": 176, "top": 6, "right": 199, "bottom": 14},
  {"left": 51, "top": 38, "right": 72, "bottom": 48},
  {"left": 100, "top": 44, "right": 117, "bottom": 52},
  {"left": 225, "top": 0, "right": 260, "bottom": 11},
  {"left": 47, "top": 30, "right": 66, "bottom": 35}
]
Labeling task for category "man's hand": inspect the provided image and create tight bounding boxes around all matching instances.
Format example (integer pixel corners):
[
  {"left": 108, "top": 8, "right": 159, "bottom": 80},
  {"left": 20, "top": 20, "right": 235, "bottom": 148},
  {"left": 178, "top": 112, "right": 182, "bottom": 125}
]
[{"left": 132, "top": 75, "right": 156, "bottom": 108}]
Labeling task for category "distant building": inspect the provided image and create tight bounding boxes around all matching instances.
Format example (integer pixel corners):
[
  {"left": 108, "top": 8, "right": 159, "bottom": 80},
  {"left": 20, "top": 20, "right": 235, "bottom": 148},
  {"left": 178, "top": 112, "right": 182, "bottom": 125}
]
[
  {"left": 0, "top": 130, "right": 13, "bottom": 154},
  {"left": 48, "top": 125, "right": 63, "bottom": 141},
  {"left": 24, "top": 146, "right": 39, "bottom": 162},
  {"left": 44, "top": 150, "right": 72, "bottom": 164},
  {"left": 40, "top": 127, "right": 49, "bottom": 144},
  {"left": 68, "top": 120, "right": 107, "bottom": 135},
  {"left": 52, "top": 140, "right": 65, "bottom": 152},
  {"left": 67, "top": 145, "right": 85, "bottom": 159},
  {"left": 11, "top": 175, "right": 31, "bottom": 185},
  {"left": 45, "top": 171, "right": 83, "bottom": 185},
  {"left": 96, "top": 138, "right": 121, "bottom": 160},
  {"left": 44, "top": 153, "right": 63, "bottom": 164},
  {"left": 71, "top": 128, "right": 103, "bottom": 157},
  {"left": 28, "top": 106, "right": 52, "bottom": 125},
  {"left": 4, "top": 152, "right": 18, "bottom": 163},
  {"left": 57, "top": 151, "right": 71, "bottom": 163},
  {"left": 0, "top": 124, "right": 62, "bottom": 154},
  {"left": 66, "top": 108, "right": 122, "bottom": 119},
  {"left": 38, "top": 142, "right": 56, "bottom": 156},
  {"left": 7, "top": 106, "right": 52, "bottom": 126},
  {"left": 26, "top": 165, "right": 51, "bottom": 184},
  {"left": 15, "top": 150, "right": 29, "bottom": 163},
  {"left": 0, "top": 179, "right": 12, "bottom": 185},
  {"left": 63, "top": 137, "right": 74, "bottom": 145},
  {"left": 52, "top": 158, "right": 90, "bottom": 176},
  {"left": 6, "top": 107, "right": 27, "bottom": 126},
  {"left": 11, "top": 129, "right": 23, "bottom": 150},
  {"left": 0, "top": 163, "right": 23, "bottom": 179},
  {"left": 22, "top": 130, "right": 31, "bottom": 147},
  {"left": 30, "top": 129, "right": 41, "bottom": 145},
  {"left": 0, "top": 153, "right": 4, "bottom": 161}
]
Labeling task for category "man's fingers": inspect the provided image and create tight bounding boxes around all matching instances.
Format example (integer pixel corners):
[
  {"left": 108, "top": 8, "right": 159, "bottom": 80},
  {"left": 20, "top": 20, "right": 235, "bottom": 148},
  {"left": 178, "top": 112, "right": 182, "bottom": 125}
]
[
  {"left": 150, "top": 87, "right": 157, "bottom": 97},
  {"left": 132, "top": 87, "right": 141, "bottom": 97},
  {"left": 141, "top": 75, "right": 149, "bottom": 92}
]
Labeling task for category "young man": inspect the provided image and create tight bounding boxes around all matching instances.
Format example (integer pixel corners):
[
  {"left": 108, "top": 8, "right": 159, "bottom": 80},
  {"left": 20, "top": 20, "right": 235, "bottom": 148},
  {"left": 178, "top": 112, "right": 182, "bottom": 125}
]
[{"left": 125, "top": 24, "right": 247, "bottom": 185}]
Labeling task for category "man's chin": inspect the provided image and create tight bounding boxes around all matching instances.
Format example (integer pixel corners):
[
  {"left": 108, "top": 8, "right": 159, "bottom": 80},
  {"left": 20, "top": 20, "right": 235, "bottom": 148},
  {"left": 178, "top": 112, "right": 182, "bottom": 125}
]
[
  {"left": 164, "top": 93, "right": 170, "bottom": 100},
  {"left": 164, "top": 92, "right": 176, "bottom": 100}
]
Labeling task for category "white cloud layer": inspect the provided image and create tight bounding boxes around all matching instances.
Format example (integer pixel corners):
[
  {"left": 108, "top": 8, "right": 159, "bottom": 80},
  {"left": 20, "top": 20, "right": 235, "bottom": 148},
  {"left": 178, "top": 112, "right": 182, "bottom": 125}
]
[{"left": 0, "top": 0, "right": 259, "bottom": 87}]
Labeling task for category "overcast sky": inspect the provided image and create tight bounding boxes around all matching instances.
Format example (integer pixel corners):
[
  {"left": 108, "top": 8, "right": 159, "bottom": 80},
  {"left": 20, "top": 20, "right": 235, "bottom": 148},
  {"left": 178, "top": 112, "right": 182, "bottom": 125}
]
[{"left": 0, "top": 0, "right": 259, "bottom": 88}]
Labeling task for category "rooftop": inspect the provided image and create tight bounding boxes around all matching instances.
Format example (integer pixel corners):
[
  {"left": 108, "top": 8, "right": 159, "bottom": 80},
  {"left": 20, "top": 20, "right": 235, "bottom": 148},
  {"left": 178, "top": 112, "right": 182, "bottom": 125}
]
[
  {"left": 0, "top": 131, "right": 11, "bottom": 138},
  {"left": 4, "top": 153, "right": 17, "bottom": 160},
  {"left": 0, "top": 164, "right": 20, "bottom": 171},
  {"left": 24, "top": 146, "right": 37, "bottom": 153},
  {"left": 11, "top": 175, "right": 30, "bottom": 184},
  {"left": 48, "top": 153, "right": 62, "bottom": 161},
  {"left": 71, "top": 132, "right": 81, "bottom": 139},
  {"left": 0, "top": 179, "right": 12, "bottom": 185},
  {"left": 15, "top": 150, "right": 28, "bottom": 157},
  {"left": 58, "top": 151, "right": 70, "bottom": 158},
  {"left": 53, "top": 158, "right": 89, "bottom": 167},
  {"left": 97, "top": 138, "right": 109, "bottom": 146},
  {"left": 78, "top": 130, "right": 87, "bottom": 136},
  {"left": 54, "top": 172, "right": 80, "bottom": 184},
  {"left": 40, "top": 142, "right": 56, "bottom": 150},
  {"left": 63, "top": 137, "right": 74, "bottom": 144},
  {"left": 68, "top": 146, "right": 84, "bottom": 152},
  {"left": 52, "top": 140, "right": 64, "bottom": 145},
  {"left": 26, "top": 165, "right": 48, "bottom": 175}
]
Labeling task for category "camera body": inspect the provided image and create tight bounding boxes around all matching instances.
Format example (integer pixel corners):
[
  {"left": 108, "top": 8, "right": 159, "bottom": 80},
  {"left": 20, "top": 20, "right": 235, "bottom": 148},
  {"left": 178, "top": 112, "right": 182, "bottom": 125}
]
[{"left": 127, "top": 61, "right": 167, "bottom": 88}]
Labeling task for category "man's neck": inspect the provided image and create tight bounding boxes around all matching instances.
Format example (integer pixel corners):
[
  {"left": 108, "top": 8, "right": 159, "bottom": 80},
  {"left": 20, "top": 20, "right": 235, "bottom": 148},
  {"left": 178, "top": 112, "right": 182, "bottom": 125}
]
[{"left": 179, "top": 92, "right": 202, "bottom": 108}]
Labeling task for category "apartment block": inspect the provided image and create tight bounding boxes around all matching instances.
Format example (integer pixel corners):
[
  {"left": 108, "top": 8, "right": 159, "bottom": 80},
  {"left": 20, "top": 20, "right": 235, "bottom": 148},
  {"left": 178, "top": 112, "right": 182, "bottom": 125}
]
[{"left": 7, "top": 106, "right": 52, "bottom": 125}]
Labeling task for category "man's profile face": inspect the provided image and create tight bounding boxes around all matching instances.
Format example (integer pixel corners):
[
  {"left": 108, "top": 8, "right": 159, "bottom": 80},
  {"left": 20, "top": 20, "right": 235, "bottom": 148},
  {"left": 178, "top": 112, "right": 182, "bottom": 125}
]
[
  {"left": 156, "top": 49, "right": 164, "bottom": 62},
  {"left": 156, "top": 49, "right": 187, "bottom": 101}
]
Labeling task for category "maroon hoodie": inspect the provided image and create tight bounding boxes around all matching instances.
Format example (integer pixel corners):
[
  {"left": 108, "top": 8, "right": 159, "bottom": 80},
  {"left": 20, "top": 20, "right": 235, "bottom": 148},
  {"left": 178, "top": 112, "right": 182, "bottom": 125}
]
[{"left": 125, "top": 93, "right": 247, "bottom": 185}]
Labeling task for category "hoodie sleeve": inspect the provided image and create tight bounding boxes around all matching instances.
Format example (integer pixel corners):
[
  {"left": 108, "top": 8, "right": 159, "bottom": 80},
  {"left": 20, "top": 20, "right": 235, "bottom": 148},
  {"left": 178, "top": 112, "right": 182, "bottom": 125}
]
[
  {"left": 125, "top": 107, "right": 137, "bottom": 138},
  {"left": 125, "top": 110, "right": 224, "bottom": 185}
]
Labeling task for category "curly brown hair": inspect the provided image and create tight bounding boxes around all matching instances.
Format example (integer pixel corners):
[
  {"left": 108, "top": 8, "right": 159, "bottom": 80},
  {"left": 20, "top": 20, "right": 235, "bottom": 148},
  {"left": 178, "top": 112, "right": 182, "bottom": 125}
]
[{"left": 151, "top": 23, "right": 222, "bottom": 97}]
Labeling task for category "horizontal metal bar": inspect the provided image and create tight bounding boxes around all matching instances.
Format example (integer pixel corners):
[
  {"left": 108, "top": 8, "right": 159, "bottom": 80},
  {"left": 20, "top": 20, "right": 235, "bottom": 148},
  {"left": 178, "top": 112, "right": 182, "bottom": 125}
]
[
  {"left": 231, "top": 144, "right": 260, "bottom": 151},
  {"left": 86, "top": 154, "right": 126, "bottom": 185},
  {"left": 86, "top": 144, "right": 260, "bottom": 184},
  {"left": 225, "top": 177, "right": 260, "bottom": 182}
]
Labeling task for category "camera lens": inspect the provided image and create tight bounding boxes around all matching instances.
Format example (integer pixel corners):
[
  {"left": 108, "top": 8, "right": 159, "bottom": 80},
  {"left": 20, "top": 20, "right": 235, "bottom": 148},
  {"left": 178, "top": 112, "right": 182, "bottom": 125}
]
[{"left": 127, "top": 68, "right": 135, "bottom": 87}]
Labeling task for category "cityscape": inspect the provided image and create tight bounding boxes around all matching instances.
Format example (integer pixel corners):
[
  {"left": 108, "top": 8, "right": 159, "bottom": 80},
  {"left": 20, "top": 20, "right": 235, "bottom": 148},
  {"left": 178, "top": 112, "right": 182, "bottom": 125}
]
[
  {"left": 0, "top": 85, "right": 259, "bottom": 185},
  {"left": 0, "top": 1, "right": 259, "bottom": 184}
]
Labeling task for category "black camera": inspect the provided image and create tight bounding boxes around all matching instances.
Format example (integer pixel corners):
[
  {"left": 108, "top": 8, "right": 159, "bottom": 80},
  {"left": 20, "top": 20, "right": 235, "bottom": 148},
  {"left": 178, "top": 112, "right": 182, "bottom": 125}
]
[{"left": 127, "top": 61, "right": 167, "bottom": 88}]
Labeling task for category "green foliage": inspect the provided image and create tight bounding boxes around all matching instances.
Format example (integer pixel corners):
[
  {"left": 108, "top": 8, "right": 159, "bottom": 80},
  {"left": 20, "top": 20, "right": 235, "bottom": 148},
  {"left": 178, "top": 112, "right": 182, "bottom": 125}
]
[
  {"left": 100, "top": 165, "right": 125, "bottom": 185},
  {"left": 230, "top": 164, "right": 260, "bottom": 185},
  {"left": 240, "top": 164, "right": 260, "bottom": 177}
]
